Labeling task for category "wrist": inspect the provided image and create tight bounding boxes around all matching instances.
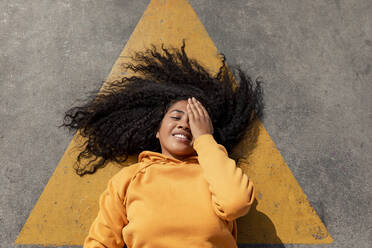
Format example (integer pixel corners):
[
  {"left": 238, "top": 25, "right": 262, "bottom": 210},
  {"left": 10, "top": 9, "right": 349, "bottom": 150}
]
[
  {"left": 193, "top": 133, "right": 214, "bottom": 145},
  {"left": 192, "top": 133, "right": 216, "bottom": 151},
  {"left": 193, "top": 132, "right": 213, "bottom": 140}
]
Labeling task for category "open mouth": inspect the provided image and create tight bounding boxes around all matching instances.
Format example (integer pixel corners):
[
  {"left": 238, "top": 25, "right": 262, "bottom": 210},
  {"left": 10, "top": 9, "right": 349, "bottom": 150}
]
[{"left": 172, "top": 133, "right": 192, "bottom": 141}]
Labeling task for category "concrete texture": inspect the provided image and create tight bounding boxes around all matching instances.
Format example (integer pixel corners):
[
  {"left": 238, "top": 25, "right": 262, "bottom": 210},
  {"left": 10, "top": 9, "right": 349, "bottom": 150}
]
[{"left": 1, "top": 0, "right": 371, "bottom": 247}]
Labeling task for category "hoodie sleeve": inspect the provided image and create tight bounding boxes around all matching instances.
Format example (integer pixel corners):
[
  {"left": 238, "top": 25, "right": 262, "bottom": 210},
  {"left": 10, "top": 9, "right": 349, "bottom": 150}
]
[
  {"left": 193, "top": 134, "right": 255, "bottom": 221},
  {"left": 83, "top": 172, "right": 129, "bottom": 248}
]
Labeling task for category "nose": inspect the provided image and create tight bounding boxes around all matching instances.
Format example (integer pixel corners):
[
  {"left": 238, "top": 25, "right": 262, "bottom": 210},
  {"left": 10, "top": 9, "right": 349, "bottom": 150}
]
[{"left": 177, "top": 117, "right": 190, "bottom": 130}]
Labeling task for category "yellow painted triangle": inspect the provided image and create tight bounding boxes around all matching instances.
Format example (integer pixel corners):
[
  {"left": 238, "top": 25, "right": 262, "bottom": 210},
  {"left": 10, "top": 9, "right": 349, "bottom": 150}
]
[{"left": 15, "top": 0, "right": 333, "bottom": 245}]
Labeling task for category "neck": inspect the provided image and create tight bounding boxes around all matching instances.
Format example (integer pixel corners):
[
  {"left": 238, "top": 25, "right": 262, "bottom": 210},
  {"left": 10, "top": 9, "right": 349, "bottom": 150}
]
[{"left": 161, "top": 151, "right": 197, "bottom": 162}]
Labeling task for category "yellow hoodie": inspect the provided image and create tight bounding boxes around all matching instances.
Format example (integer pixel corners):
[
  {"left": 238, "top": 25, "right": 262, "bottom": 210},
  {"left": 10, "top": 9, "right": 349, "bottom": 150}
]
[{"left": 84, "top": 134, "right": 255, "bottom": 248}]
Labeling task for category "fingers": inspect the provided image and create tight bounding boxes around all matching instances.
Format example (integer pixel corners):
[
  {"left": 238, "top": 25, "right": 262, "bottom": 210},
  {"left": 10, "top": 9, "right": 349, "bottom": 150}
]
[
  {"left": 188, "top": 97, "right": 208, "bottom": 118},
  {"left": 197, "top": 99, "right": 211, "bottom": 119},
  {"left": 187, "top": 98, "right": 201, "bottom": 119},
  {"left": 186, "top": 98, "right": 195, "bottom": 120},
  {"left": 187, "top": 97, "right": 214, "bottom": 137},
  {"left": 192, "top": 97, "right": 204, "bottom": 117},
  {"left": 192, "top": 98, "right": 214, "bottom": 134}
]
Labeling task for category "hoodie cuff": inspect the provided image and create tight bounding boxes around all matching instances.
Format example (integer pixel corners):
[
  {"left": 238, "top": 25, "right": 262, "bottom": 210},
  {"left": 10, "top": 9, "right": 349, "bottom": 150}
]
[
  {"left": 193, "top": 134, "right": 228, "bottom": 155},
  {"left": 193, "top": 134, "right": 215, "bottom": 150}
]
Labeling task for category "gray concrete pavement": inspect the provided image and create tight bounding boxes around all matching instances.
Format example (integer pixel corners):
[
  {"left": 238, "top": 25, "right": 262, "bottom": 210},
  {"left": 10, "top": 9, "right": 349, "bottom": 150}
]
[{"left": 1, "top": 0, "right": 371, "bottom": 247}]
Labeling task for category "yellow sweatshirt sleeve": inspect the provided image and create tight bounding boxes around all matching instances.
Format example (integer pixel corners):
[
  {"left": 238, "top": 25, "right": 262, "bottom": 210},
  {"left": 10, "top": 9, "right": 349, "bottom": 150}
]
[
  {"left": 84, "top": 175, "right": 128, "bottom": 248},
  {"left": 193, "top": 134, "right": 255, "bottom": 221}
]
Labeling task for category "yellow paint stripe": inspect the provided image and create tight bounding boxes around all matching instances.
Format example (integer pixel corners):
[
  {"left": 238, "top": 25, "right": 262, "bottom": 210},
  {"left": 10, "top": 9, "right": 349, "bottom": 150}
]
[
  {"left": 15, "top": 0, "right": 333, "bottom": 245},
  {"left": 232, "top": 121, "right": 333, "bottom": 243}
]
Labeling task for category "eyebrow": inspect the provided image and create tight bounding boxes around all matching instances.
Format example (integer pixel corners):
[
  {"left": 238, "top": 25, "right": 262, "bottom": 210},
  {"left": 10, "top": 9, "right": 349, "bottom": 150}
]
[{"left": 170, "top": 109, "right": 184, "bottom": 114}]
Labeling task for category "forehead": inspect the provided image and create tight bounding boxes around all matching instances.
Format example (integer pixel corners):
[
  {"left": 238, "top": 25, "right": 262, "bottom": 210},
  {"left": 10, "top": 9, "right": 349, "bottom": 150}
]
[{"left": 167, "top": 100, "right": 188, "bottom": 113}]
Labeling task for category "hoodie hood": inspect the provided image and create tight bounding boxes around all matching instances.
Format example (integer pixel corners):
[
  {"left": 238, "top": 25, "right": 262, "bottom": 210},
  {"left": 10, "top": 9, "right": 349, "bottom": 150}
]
[{"left": 138, "top": 151, "right": 198, "bottom": 165}]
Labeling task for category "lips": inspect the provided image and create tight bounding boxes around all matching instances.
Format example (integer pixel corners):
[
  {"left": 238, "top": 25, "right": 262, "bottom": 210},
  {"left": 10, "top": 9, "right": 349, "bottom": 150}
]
[{"left": 172, "top": 131, "right": 192, "bottom": 141}]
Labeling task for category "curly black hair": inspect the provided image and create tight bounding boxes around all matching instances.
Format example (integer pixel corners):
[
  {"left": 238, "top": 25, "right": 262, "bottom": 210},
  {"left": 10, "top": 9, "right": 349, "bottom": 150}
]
[{"left": 60, "top": 42, "right": 264, "bottom": 176}]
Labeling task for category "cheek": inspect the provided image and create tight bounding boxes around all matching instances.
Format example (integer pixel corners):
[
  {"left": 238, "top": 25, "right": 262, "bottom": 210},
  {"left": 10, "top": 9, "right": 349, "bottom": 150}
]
[
  {"left": 159, "top": 122, "right": 174, "bottom": 138},
  {"left": 164, "top": 122, "right": 175, "bottom": 132}
]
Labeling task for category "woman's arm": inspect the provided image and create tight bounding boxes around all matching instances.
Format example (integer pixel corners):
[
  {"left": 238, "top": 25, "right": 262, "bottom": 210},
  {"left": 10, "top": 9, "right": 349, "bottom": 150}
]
[
  {"left": 84, "top": 176, "right": 128, "bottom": 248},
  {"left": 193, "top": 134, "right": 255, "bottom": 221},
  {"left": 187, "top": 97, "right": 255, "bottom": 221}
]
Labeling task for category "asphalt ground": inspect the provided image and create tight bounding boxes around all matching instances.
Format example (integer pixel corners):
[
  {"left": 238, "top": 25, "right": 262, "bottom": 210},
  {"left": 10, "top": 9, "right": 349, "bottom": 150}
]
[{"left": 1, "top": 0, "right": 371, "bottom": 247}]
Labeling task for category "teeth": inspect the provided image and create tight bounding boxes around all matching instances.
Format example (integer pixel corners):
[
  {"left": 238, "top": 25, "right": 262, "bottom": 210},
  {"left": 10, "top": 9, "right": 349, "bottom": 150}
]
[{"left": 174, "top": 134, "right": 188, "bottom": 139}]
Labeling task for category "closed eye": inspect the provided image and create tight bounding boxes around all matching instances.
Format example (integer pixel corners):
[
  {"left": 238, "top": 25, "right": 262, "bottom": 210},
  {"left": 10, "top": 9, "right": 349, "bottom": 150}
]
[{"left": 171, "top": 117, "right": 181, "bottom": 120}]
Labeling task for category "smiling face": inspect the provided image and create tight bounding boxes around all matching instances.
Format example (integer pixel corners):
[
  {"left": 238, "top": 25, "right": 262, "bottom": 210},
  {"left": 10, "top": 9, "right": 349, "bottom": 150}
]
[{"left": 156, "top": 100, "right": 196, "bottom": 160}]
